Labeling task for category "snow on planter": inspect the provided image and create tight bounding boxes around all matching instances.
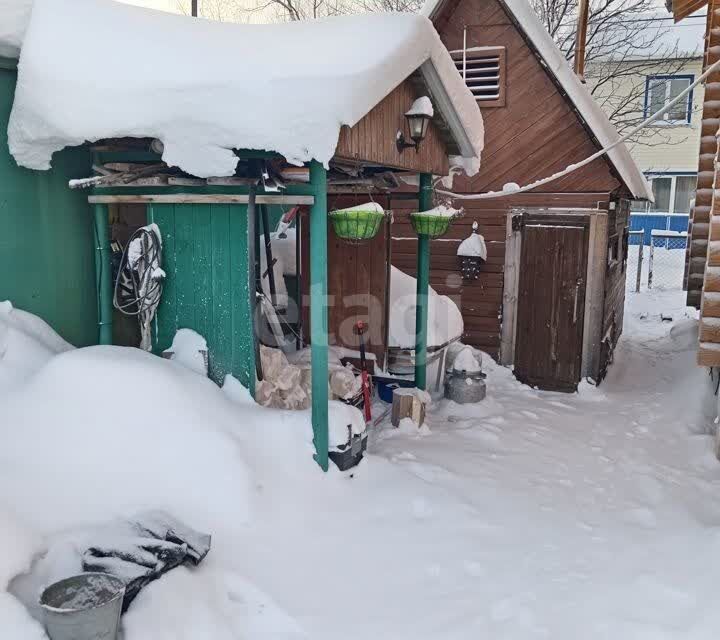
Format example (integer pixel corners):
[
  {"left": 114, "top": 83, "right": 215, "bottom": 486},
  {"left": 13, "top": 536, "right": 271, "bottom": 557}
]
[
  {"left": 329, "top": 202, "right": 386, "bottom": 242},
  {"left": 409, "top": 205, "right": 461, "bottom": 238},
  {"left": 8, "top": 0, "right": 484, "bottom": 178}
]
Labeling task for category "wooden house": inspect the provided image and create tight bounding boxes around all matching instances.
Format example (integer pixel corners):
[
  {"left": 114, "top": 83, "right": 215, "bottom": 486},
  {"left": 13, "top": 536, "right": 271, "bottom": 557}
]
[
  {"left": 667, "top": 0, "right": 720, "bottom": 367},
  {"left": 0, "top": 2, "right": 483, "bottom": 468},
  {"left": 385, "top": 0, "right": 652, "bottom": 391}
]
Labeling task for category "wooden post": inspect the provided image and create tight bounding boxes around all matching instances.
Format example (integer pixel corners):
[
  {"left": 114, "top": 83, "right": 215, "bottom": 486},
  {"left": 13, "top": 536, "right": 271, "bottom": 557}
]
[
  {"left": 648, "top": 241, "right": 655, "bottom": 289},
  {"left": 93, "top": 203, "right": 113, "bottom": 345},
  {"left": 636, "top": 234, "right": 644, "bottom": 293},
  {"left": 309, "top": 161, "right": 329, "bottom": 471},
  {"left": 191, "top": 0, "right": 198, "bottom": 16},
  {"left": 574, "top": 0, "right": 590, "bottom": 79},
  {"left": 414, "top": 173, "right": 433, "bottom": 390}
]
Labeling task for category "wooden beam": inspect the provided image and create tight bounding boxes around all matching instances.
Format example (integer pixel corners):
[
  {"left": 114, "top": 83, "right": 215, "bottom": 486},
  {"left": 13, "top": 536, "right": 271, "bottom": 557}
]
[
  {"left": 573, "top": 0, "right": 590, "bottom": 78},
  {"left": 88, "top": 194, "right": 314, "bottom": 205}
]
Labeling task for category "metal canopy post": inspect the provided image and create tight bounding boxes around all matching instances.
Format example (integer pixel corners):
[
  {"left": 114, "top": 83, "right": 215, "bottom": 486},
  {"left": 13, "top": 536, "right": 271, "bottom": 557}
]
[
  {"left": 415, "top": 173, "right": 433, "bottom": 390},
  {"left": 309, "top": 161, "right": 329, "bottom": 471},
  {"left": 93, "top": 203, "right": 113, "bottom": 345}
]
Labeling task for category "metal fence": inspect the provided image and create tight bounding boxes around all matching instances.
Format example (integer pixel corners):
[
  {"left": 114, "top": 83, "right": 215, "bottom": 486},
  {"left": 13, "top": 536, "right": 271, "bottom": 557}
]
[{"left": 627, "top": 229, "right": 687, "bottom": 292}]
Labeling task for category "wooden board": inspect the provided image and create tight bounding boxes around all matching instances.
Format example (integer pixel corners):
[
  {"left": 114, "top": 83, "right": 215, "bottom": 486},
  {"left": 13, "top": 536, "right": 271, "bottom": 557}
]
[
  {"left": 514, "top": 222, "right": 589, "bottom": 392},
  {"left": 432, "top": 0, "right": 623, "bottom": 196},
  {"left": 334, "top": 78, "right": 450, "bottom": 176}
]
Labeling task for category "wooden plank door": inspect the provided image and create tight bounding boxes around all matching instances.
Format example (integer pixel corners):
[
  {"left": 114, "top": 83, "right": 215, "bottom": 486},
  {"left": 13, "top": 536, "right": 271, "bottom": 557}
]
[{"left": 514, "top": 223, "right": 588, "bottom": 392}]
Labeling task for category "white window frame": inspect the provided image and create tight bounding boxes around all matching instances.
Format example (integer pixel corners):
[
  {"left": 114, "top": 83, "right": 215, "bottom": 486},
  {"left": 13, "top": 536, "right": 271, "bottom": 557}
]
[{"left": 644, "top": 75, "right": 694, "bottom": 126}]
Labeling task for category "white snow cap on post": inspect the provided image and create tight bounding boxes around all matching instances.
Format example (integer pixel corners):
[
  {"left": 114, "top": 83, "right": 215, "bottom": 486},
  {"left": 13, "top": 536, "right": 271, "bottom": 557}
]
[{"left": 8, "top": 0, "right": 484, "bottom": 178}]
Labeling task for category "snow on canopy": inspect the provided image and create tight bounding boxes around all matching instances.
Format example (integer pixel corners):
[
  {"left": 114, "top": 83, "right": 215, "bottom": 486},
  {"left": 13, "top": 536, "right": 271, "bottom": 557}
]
[
  {"left": 422, "top": 0, "right": 652, "bottom": 201},
  {"left": 8, "top": 0, "right": 484, "bottom": 178},
  {"left": 0, "top": 0, "right": 31, "bottom": 59}
]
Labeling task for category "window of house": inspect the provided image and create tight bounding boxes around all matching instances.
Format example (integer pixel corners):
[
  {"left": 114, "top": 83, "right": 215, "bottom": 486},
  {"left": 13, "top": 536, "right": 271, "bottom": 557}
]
[
  {"left": 450, "top": 46, "right": 506, "bottom": 108},
  {"left": 673, "top": 175, "right": 697, "bottom": 213},
  {"left": 644, "top": 75, "right": 693, "bottom": 124},
  {"left": 631, "top": 174, "right": 697, "bottom": 214}
]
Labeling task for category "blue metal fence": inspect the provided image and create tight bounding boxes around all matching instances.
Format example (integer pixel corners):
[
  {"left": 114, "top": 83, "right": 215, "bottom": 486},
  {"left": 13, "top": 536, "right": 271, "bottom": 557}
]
[{"left": 629, "top": 213, "right": 690, "bottom": 247}]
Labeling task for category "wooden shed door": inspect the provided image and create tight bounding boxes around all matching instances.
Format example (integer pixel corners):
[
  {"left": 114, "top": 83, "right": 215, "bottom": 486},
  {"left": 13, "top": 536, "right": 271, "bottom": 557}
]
[{"left": 514, "top": 223, "right": 588, "bottom": 392}]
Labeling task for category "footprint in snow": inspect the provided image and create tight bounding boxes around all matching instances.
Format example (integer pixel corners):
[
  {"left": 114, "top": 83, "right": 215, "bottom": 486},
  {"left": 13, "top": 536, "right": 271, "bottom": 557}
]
[{"left": 521, "top": 410, "right": 540, "bottom": 420}]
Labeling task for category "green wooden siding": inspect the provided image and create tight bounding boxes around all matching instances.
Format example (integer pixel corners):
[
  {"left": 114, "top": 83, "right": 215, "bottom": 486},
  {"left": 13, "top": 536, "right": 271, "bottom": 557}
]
[
  {"left": 150, "top": 203, "right": 255, "bottom": 388},
  {"left": 0, "top": 62, "right": 97, "bottom": 346}
]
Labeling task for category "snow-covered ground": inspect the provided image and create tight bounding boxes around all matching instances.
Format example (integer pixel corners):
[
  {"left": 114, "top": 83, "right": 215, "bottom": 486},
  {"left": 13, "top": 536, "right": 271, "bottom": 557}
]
[{"left": 2, "top": 286, "right": 720, "bottom": 639}]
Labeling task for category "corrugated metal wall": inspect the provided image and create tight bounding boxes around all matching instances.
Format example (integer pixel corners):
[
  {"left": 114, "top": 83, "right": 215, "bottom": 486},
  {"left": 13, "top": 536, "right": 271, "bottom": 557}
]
[
  {"left": 149, "top": 202, "right": 255, "bottom": 388},
  {"left": 0, "top": 61, "right": 97, "bottom": 346}
]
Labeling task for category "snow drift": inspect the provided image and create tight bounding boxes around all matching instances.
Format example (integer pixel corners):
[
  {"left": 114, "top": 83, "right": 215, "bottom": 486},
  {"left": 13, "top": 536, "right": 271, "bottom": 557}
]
[
  {"left": 388, "top": 266, "right": 463, "bottom": 348},
  {"left": 8, "top": 0, "right": 483, "bottom": 178}
]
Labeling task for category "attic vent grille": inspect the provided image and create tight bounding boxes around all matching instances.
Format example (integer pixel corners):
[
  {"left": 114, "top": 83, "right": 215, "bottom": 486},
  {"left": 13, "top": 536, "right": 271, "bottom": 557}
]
[{"left": 450, "top": 46, "right": 506, "bottom": 108}]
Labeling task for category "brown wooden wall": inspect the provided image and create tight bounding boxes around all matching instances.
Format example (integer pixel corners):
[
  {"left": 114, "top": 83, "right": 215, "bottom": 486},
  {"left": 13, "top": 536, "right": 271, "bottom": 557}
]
[
  {"left": 300, "top": 198, "right": 390, "bottom": 368},
  {"left": 392, "top": 192, "right": 613, "bottom": 359},
  {"left": 601, "top": 200, "right": 630, "bottom": 363},
  {"left": 334, "top": 79, "right": 450, "bottom": 177},
  {"left": 433, "top": 0, "right": 622, "bottom": 196}
]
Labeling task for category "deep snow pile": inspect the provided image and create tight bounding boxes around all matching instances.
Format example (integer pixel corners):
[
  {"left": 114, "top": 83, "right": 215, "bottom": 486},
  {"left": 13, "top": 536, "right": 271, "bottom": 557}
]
[
  {"left": 9, "top": 0, "right": 483, "bottom": 177},
  {"left": 3, "top": 288, "right": 720, "bottom": 639},
  {"left": 389, "top": 266, "right": 463, "bottom": 348}
]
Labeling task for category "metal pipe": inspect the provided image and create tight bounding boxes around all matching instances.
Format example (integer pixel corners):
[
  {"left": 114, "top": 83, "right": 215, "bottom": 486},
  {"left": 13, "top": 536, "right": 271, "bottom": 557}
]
[
  {"left": 191, "top": 0, "right": 198, "bottom": 16},
  {"left": 260, "top": 204, "right": 277, "bottom": 307},
  {"left": 414, "top": 173, "right": 433, "bottom": 390},
  {"left": 93, "top": 204, "right": 113, "bottom": 345},
  {"left": 636, "top": 231, "right": 644, "bottom": 293},
  {"left": 309, "top": 161, "right": 329, "bottom": 471}
]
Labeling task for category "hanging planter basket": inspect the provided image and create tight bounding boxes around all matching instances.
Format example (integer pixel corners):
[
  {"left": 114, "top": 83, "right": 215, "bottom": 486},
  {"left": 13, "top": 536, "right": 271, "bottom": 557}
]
[
  {"left": 409, "top": 206, "right": 461, "bottom": 239},
  {"left": 329, "top": 204, "right": 386, "bottom": 243}
]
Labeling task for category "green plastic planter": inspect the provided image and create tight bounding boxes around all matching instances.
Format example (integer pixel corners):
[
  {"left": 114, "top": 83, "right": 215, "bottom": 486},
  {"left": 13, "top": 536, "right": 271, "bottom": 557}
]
[
  {"left": 329, "top": 208, "right": 385, "bottom": 242},
  {"left": 410, "top": 212, "right": 455, "bottom": 238}
]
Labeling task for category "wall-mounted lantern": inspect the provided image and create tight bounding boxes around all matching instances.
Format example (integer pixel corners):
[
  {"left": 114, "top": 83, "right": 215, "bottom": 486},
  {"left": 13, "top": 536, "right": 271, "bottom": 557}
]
[{"left": 397, "top": 97, "right": 433, "bottom": 153}]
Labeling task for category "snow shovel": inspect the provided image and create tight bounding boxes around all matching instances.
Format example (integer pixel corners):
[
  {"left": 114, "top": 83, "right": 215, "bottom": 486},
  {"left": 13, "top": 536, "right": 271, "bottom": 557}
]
[{"left": 355, "top": 321, "right": 372, "bottom": 422}]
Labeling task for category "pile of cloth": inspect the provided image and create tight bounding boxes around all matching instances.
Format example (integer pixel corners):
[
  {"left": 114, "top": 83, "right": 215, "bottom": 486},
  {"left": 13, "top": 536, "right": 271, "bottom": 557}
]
[{"left": 10, "top": 511, "right": 211, "bottom": 615}]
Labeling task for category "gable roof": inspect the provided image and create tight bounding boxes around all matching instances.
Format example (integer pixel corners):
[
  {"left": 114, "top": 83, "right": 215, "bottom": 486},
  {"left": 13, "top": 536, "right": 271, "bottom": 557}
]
[
  {"left": 8, "top": 0, "right": 484, "bottom": 178},
  {"left": 423, "top": 0, "right": 653, "bottom": 200}
]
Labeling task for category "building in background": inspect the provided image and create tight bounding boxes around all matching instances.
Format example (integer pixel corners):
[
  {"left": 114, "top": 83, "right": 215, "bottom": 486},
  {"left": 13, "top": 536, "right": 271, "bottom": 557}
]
[{"left": 588, "top": 16, "right": 705, "bottom": 245}]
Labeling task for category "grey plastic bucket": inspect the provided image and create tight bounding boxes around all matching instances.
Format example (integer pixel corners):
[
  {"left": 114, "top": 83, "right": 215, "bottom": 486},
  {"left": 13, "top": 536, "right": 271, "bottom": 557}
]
[{"left": 40, "top": 572, "right": 126, "bottom": 640}]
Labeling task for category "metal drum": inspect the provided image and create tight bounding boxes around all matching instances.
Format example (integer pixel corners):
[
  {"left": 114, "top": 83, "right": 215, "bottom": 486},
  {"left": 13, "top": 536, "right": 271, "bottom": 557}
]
[
  {"left": 40, "top": 573, "right": 126, "bottom": 640},
  {"left": 444, "top": 369, "right": 487, "bottom": 404}
]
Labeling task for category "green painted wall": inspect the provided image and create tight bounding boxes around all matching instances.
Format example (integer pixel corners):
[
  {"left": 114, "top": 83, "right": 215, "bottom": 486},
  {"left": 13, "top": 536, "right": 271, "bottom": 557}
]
[
  {"left": 0, "top": 61, "right": 97, "bottom": 346},
  {"left": 149, "top": 203, "right": 255, "bottom": 388}
]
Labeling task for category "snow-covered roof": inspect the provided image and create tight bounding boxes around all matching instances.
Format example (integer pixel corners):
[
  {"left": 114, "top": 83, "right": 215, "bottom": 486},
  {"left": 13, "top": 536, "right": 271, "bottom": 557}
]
[
  {"left": 422, "top": 0, "right": 653, "bottom": 200},
  {"left": 0, "top": 0, "right": 30, "bottom": 59},
  {"left": 7, "top": 0, "right": 484, "bottom": 178}
]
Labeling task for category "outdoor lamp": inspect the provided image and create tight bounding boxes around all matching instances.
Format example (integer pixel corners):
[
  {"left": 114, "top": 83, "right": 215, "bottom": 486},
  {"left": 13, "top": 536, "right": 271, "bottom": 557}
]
[{"left": 396, "top": 108, "right": 432, "bottom": 153}]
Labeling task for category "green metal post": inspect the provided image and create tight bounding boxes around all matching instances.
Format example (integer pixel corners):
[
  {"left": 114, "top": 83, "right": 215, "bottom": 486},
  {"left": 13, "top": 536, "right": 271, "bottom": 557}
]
[
  {"left": 309, "top": 161, "right": 329, "bottom": 471},
  {"left": 93, "top": 203, "right": 113, "bottom": 345},
  {"left": 415, "top": 173, "right": 433, "bottom": 390}
]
